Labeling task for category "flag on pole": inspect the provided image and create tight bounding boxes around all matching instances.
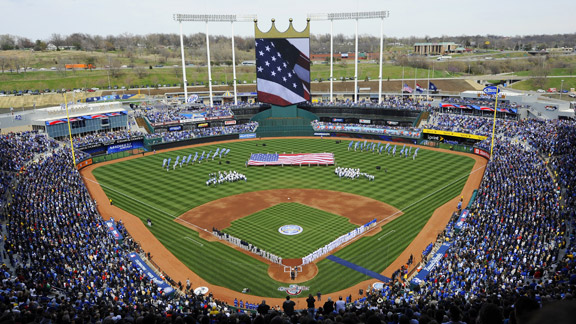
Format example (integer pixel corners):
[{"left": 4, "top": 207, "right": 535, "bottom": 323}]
[
  {"left": 416, "top": 83, "right": 425, "bottom": 93},
  {"left": 429, "top": 82, "right": 438, "bottom": 92},
  {"left": 402, "top": 83, "right": 413, "bottom": 93}
]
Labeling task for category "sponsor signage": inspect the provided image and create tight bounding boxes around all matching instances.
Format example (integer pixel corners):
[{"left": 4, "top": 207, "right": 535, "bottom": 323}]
[
  {"left": 314, "top": 132, "right": 330, "bottom": 136},
  {"left": 483, "top": 86, "right": 500, "bottom": 95},
  {"left": 239, "top": 133, "right": 257, "bottom": 139},
  {"left": 104, "top": 219, "right": 124, "bottom": 240},
  {"left": 423, "top": 129, "right": 487, "bottom": 141},
  {"left": 128, "top": 252, "right": 174, "bottom": 294},
  {"left": 197, "top": 123, "right": 209, "bottom": 128},
  {"left": 106, "top": 140, "right": 144, "bottom": 154},
  {"left": 75, "top": 158, "right": 93, "bottom": 170},
  {"left": 224, "top": 120, "right": 237, "bottom": 125},
  {"left": 454, "top": 209, "right": 469, "bottom": 233},
  {"left": 473, "top": 147, "right": 490, "bottom": 159},
  {"left": 277, "top": 284, "right": 310, "bottom": 296},
  {"left": 359, "top": 119, "right": 371, "bottom": 124},
  {"left": 332, "top": 118, "right": 344, "bottom": 123},
  {"left": 168, "top": 125, "right": 183, "bottom": 132},
  {"left": 411, "top": 243, "right": 451, "bottom": 286}
]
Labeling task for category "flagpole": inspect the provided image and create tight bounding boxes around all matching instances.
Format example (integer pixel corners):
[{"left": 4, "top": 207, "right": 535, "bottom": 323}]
[
  {"left": 401, "top": 66, "right": 404, "bottom": 99},
  {"left": 489, "top": 87, "right": 499, "bottom": 160},
  {"left": 205, "top": 20, "right": 214, "bottom": 106},
  {"left": 378, "top": 17, "right": 384, "bottom": 104},
  {"left": 329, "top": 18, "right": 334, "bottom": 103},
  {"left": 354, "top": 16, "right": 359, "bottom": 103},
  {"left": 413, "top": 68, "right": 417, "bottom": 100},
  {"left": 178, "top": 20, "right": 188, "bottom": 103},
  {"left": 427, "top": 68, "right": 430, "bottom": 100},
  {"left": 230, "top": 20, "right": 238, "bottom": 105},
  {"left": 64, "top": 93, "right": 77, "bottom": 166}
]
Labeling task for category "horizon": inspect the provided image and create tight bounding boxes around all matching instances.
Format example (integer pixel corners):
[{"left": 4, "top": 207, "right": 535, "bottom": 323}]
[{"left": 2, "top": 0, "right": 575, "bottom": 41}]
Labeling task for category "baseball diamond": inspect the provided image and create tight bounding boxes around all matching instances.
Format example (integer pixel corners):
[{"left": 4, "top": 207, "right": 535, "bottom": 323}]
[{"left": 85, "top": 137, "right": 482, "bottom": 302}]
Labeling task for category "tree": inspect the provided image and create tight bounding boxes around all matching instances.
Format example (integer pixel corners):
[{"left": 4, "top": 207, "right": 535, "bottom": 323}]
[
  {"left": 34, "top": 40, "right": 47, "bottom": 51},
  {"left": 135, "top": 66, "right": 148, "bottom": 79},
  {"left": 86, "top": 57, "right": 96, "bottom": 71}
]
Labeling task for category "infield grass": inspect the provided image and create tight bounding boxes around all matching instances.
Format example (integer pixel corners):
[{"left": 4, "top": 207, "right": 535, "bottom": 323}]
[
  {"left": 223, "top": 203, "right": 358, "bottom": 259},
  {"left": 91, "top": 138, "right": 476, "bottom": 297}
]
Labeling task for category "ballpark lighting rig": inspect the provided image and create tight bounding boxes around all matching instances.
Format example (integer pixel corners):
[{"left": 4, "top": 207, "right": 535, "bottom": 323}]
[
  {"left": 173, "top": 14, "right": 256, "bottom": 105},
  {"left": 307, "top": 11, "right": 390, "bottom": 103}
]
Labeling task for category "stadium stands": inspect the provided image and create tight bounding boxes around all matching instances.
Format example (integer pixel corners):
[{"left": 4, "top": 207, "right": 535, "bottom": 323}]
[{"left": 0, "top": 109, "right": 574, "bottom": 323}]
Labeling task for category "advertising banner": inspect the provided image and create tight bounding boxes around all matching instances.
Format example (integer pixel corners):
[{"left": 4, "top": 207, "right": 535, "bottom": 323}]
[
  {"left": 106, "top": 140, "right": 144, "bottom": 154},
  {"left": 104, "top": 219, "right": 124, "bottom": 241},
  {"left": 127, "top": 252, "right": 174, "bottom": 294},
  {"left": 454, "top": 209, "right": 469, "bottom": 233},
  {"left": 423, "top": 129, "right": 487, "bottom": 141},
  {"left": 411, "top": 243, "right": 451, "bottom": 286},
  {"left": 239, "top": 133, "right": 257, "bottom": 139},
  {"left": 473, "top": 147, "right": 490, "bottom": 160}
]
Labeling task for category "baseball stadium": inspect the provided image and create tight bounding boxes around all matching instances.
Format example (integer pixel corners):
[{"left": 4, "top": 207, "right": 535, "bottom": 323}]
[{"left": 0, "top": 13, "right": 575, "bottom": 324}]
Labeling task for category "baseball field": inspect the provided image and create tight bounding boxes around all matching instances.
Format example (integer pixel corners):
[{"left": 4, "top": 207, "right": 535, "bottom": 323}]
[{"left": 88, "top": 138, "right": 479, "bottom": 298}]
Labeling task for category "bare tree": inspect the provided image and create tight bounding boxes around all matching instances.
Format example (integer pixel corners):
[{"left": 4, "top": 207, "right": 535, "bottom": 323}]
[
  {"left": 135, "top": 66, "right": 148, "bottom": 79},
  {"left": 109, "top": 58, "right": 123, "bottom": 78}
]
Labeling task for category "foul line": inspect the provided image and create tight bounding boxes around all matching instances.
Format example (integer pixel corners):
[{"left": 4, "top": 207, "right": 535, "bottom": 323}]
[
  {"left": 377, "top": 230, "right": 396, "bottom": 241},
  {"left": 183, "top": 236, "right": 204, "bottom": 247},
  {"left": 83, "top": 175, "right": 212, "bottom": 234}
]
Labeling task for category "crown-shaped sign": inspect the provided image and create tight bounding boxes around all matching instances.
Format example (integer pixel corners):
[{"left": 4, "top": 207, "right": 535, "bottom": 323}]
[{"left": 254, "top": 18, "right": 310, "bottom": 38}]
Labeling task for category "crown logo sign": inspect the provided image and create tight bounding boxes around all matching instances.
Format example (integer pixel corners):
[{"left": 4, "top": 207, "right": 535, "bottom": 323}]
[{"left": 254, "top": 18, "right": 310, "bottom": 38}]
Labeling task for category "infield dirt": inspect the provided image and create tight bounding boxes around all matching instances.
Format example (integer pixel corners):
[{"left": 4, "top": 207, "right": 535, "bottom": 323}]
[{"left": 81, "top": 137, "right": 486, "bottom": 307}]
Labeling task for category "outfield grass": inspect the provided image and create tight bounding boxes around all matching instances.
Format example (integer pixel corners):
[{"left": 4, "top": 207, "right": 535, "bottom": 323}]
[
  {"left": 91, "top": 138, "right": 475, "bottom": 297},
  {"left": 223, "top": 203, "right": 358, "bottom": 259}
]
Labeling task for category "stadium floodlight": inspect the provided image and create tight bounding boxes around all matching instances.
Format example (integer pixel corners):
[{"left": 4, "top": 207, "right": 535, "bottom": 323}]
[
  {"left": 307, "top": 11, "right": 390, "bottom": 103},
  {"left": 174, "top": 13, "right": 256, "bottom": 105}
]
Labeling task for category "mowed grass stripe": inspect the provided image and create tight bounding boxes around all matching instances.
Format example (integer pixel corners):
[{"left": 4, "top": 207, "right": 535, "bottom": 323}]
[
  {"left": 91, "top": 138, "right": 476, "bottom": 296},
  {"left": 223, "top": 203, "right": 357, "bottom": 258}
]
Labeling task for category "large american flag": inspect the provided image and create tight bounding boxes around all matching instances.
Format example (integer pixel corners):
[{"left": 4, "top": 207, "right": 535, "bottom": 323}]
[
  {"left": 248, "top": 153, "right": 334, "bottom": 166},
  {"left": 255, "top": 38, "right": 310, "bottom": 106}
]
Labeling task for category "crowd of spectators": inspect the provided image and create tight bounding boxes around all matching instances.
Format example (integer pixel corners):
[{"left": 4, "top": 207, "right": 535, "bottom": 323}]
[
  {"left": 311, "top": 121, "right": 421, "bottom": 138},
  {"left": 142, "top": 103, "right": 252, "bottom": 124},
  {"left": 0, "top": 113, "right": 574, "bottom": 323},
  {"left": 441, "top": 97, "right": 530, "bottom": 110},
  {"left": 426, "top": 112, "right": 519, "bottom": 138},
  {"left": 308, "top": 96, "right": 433, "bottom": 111},
  {"left": 0, "top": 134, "right": 236, "bottom": 323},
  {"left": 72, "top": 130, "right": 146, "bottom": 149},
  {"left": 145, "top": 122, "right": 258, "bottom": 144}
]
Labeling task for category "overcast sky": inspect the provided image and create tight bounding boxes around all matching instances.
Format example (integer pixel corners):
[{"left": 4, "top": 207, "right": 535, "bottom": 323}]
[{"left": 3, "top": 0, "right": 575, "bottom": 40}]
